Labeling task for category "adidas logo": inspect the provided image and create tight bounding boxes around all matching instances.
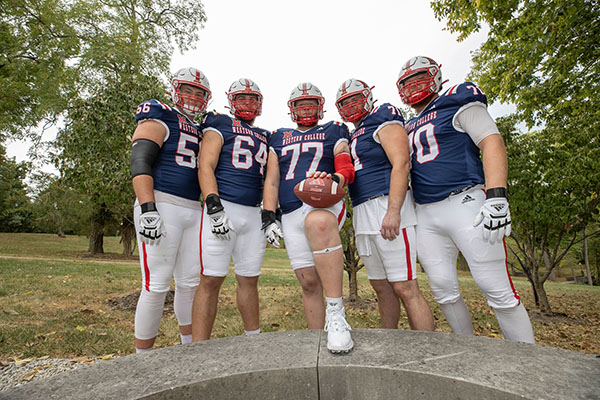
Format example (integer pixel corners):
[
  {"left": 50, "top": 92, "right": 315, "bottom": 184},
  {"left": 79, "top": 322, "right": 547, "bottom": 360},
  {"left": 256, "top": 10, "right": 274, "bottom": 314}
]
[
  {"left": 461, "top": 195, "right": 475, "bottom": 204},
  {"left": 492, "top": 203, "right": 505, "bottom": 212}
]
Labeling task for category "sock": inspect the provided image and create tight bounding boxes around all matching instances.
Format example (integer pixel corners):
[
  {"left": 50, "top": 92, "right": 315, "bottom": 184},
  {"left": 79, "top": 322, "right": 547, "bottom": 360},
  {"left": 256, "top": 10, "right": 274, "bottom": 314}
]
[
  {"left": 180, "top": 333, "right": 192, "bottom": 344},
  {"left": 439, "top": 297, "right": 475, "bottom": 335},
  {"left": 136, "top": 347, "right": 152, "bottom": 354},
  {"left": 244, "top": 328, "right": 261, "bottom": 336},
  {"left": 493, "top": 303, "right": 535, "bottom": 343},
  {"left": 326, "top": 297, "right": 343, "bottom": 309}
]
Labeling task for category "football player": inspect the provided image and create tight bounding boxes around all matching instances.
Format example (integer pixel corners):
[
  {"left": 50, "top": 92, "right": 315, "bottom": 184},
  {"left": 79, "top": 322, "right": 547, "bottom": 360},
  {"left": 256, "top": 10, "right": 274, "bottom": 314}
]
[
  {"left": 191, "top": 78, "right": 270, "bottom": 341},
  {"left": 397, "top": 56, "right": 534, "bottom": 342},
  {"left": 131, "top": 67, "right": 210, "bottom": 353},
  {"left": 335, "top": 79, "right": 434, "bottom": 331},
  {"left": 262, "top": 82, "right": 355, "bottom": 353}
]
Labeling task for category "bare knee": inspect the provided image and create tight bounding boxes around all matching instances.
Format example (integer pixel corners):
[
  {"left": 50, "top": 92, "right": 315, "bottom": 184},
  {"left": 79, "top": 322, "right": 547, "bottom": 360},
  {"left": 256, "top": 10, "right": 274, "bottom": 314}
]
[
  {"left": 199, "top": 275, "right": 225, "bottom": 294},
  {"left": 393, "top": 280, "right": 422, "bottom": 302},
  {"left": 296, "top": 268, "right": 323, "bottom": 296}
]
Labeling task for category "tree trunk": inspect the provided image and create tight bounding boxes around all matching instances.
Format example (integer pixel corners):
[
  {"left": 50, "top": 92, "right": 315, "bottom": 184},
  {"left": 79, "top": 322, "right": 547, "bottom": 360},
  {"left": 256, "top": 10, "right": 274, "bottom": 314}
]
[
  {"left": 583, "top": 227, "right": 592, "bottom": 286},
  {"left": 346, "top": 269, "right": 359, "bottom": 302},
  {"left": 120, "top": 216, "right": 136, "bottom": 256},
  {"left": 88, "top": 219, "right": 105, "bottom": 254},
  {"left": 533, "top": 277, "right": 552, "bottom": 314}
]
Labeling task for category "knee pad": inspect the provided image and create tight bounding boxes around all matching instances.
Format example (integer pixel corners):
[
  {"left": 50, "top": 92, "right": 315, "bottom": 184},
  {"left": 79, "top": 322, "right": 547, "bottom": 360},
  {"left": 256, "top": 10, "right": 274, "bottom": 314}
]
[
  {"left": 313, "top": 244, "right": 342, "bottom": 255},
  {"left": 173, "top": 285, "right": 197, "bottom": 326},
  {"left": 135, "top": 290, "right": 167, "bottom": 340}
]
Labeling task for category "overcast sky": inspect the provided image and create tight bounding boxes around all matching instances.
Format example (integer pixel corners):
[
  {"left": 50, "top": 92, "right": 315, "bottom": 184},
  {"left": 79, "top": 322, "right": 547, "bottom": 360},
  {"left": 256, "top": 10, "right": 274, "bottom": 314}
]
[{"left": 7, "top": 0, "right": 511, "bottom": 167}]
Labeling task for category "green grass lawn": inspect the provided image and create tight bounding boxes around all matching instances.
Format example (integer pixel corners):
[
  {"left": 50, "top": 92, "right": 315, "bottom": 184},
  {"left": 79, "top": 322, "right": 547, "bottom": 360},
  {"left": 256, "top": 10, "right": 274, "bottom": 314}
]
[{"left": 0, "top": 233, "right": 598, "bottom": 362}]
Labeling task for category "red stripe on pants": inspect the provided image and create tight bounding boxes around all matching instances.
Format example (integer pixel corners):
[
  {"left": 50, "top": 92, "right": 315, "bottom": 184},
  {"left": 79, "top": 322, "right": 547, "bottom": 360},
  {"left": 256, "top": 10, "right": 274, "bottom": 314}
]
[
  {"left": 199, "top": 203, "right": 205, "bottom": 275},
  {"left": 338, "top": 202, "right": 346, "bottom": 226},
  {"left": 142, "top": 242, "right": 150, "bottom": 291},
  {"left": 402, "top": 228, "right": 412, "bottom": 280},
  {"left": 503, "top": 238, "right": 520, "bottom": 304}
]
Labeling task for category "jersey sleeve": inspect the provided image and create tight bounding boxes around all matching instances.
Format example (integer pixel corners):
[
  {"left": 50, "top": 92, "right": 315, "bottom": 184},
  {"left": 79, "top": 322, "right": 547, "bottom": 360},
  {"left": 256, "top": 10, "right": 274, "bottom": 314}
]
[
  {"left": 269, "top": 129, "right": 283, "bottom": 155},
  {"left": 331, "top": 121, "right": 350, "bottom": 151},
  {"left": 135, "top": 99, "right": 173, "bottom": 124},
  {"left": 202, "top": 112, "right": 231, "bottom": 143},
  {"left": 444, "top": 82, "right": 488, "bottom": 107},
  {"left": 368, "top": 103, "right": 405, "bottom": 144}
]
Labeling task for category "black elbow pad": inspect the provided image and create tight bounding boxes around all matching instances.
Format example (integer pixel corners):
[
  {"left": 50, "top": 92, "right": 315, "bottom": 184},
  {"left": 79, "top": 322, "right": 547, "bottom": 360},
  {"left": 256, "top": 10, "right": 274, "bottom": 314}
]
[{"left": 130, "top": 139, "right": 160, "bottom": 178}]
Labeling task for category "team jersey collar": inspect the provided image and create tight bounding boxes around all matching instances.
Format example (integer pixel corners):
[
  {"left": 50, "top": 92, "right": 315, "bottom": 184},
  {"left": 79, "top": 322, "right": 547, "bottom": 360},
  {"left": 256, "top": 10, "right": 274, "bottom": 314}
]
[{"left": 414, "top": 95, "right": 440, "bottom": 118}]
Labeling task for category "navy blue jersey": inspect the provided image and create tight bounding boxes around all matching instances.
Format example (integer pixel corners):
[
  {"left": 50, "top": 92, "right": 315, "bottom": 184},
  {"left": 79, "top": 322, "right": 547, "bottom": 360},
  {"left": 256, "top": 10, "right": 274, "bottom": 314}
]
[
  {"left": 203, "top": 113, "right": 270, "bottom": 207},
  {"left": 348, "top": 103, "right": 405, "bottom": 206},
  {"left": 135, "top": 99, "right": 203, "bottom": 201},
  {"left": 270, "top": 121, "right": 350, "bottom": 214},
  {"left": 404, "top": 82, "right": 487, "bottom": 204}
]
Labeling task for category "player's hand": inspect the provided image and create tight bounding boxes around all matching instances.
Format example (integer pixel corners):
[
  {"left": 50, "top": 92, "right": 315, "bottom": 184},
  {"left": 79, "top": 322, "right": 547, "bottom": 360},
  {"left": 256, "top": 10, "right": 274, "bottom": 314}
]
[
  {"left": 261, "top": 209, "right": 283, "bottom": 248},
  {"left": 473, "top": 196, "right": 511, "bottom": 244},
  {"left": 139, "top": 202, "right": 166, "bottom": 245},
  {"left": 209, "top": 210, "right": 234, "bottom": 240},
  {"left": 307, "top": 170, "right": 329, "bottom": 179},
  {"left": 380, "top": 210, "right": 401, "bottom": 241},
  {"left": 205, "top": 193, "right": 233, "bottom": 240}
]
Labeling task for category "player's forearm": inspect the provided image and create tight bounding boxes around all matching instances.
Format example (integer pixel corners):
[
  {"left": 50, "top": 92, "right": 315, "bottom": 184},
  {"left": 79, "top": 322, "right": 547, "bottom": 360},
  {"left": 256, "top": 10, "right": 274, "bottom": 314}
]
[
  {"left": 198, "top": 164, "right": 219, "bottom": 198},
  {"left": 132, "top": 175, "right": 156, "bottom": 204},
  {"left": 263, "top": 182, "right": 279, "bottom": 211},
  {"left": 387, "top": 163, "right": 409, "bottom": 213},
  {"left": 480, "top": 135, "right": 508, "bottom": 189}
]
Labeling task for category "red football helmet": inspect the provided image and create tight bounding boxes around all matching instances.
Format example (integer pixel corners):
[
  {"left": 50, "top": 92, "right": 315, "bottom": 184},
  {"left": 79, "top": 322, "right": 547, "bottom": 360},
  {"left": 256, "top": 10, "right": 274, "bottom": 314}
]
[
  {"left": 288, "top": 82, "right": 325, "bottom": 126},
  {"left": 335, "top": 79, "right": 375, "bottom": 123},
  {"left": 396, "top": 56, "right": 444, "bottom": 106},
  {"left": 170, "top": 67, "right": 211, "bottom": 117},
  {"left": 226, "top": 78, "right": 263, "bottom": 121}
]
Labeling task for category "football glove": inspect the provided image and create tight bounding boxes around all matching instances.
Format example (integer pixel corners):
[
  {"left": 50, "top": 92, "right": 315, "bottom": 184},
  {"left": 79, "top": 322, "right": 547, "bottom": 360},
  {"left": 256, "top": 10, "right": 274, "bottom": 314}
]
[
  {"left": 473, "top": 188, "right": 511, "bottom": 244},
  {"left": 261, "top": 209, "right": 283, "bottom": 248},
  {"left": 139, "top": 202, "right": 165, "bottom": 245},
  {"left": 205, "top": 194, "right": 234, "bottom": 240}
]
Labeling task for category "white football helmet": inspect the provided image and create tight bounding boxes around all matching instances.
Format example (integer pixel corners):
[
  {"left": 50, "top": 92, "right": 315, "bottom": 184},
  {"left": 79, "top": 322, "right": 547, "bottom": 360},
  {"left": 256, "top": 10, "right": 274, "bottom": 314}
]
[
  {"left": 288, "top": 82, "right": 325, "bottom": 126},
  {"left": 396, "top": 56, "right": 444, "bottom": 106},
  {"left": 226, "top": 78, "right": 263, "bottom": 121},
  {"left": 335, "top": 79, "right": 375, "bottom": 123},
  {"left": 170, "top": 67, "right": 211, "bottom": 117}
]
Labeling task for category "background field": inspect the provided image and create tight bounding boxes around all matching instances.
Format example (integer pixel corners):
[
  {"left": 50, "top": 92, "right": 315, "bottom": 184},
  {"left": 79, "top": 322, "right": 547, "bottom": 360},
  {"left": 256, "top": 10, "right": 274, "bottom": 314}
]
[{"left": 0, "top": 233, "right": 599, "bottom": 363}]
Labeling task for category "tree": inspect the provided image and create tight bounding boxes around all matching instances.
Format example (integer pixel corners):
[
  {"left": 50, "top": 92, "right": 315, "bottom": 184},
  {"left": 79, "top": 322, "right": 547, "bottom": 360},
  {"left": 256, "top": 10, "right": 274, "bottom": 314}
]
[
  {"left": 0, "top": 0, "right": 81, "bottom": 140},
  {"left": 498, "top": 117, "right": 600, "bottom": 313},
  {"left": 29, "top": 172, "right": 93, "bottom": 236},
  {"left": 340, "top": 197, "right": 364, "bottom": 302},
  {"left": 0, "top": 145, "right": 32, "bottom": 232}
]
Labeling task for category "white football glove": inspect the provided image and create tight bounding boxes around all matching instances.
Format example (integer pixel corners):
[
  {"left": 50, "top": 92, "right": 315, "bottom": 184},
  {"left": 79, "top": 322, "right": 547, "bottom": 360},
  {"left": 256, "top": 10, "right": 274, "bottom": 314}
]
[
  {"left": 138, "top": 202, "right": 166, "bottom": 245},
  {"left": 261, "top": 209, "right": 283, "bottom": 248},
  {"left": 209, "top": 210, "right": 234, "bottom": 240},
  {"left": 473, "top": 196, "right": 511, "bottom": 244},
  {"left": 205, "top": 194, "right": 234, "bottom": 240}
]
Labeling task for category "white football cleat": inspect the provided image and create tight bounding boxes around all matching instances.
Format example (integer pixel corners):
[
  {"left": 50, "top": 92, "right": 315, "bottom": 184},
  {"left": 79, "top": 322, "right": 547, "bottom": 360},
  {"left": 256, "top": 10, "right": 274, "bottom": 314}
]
[{"left": 325, "top": 304, "right": 354, "bottom": 353}]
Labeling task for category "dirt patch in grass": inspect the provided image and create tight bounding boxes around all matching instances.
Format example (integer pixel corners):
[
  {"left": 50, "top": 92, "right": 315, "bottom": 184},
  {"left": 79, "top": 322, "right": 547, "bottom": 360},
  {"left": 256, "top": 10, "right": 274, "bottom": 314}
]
[
  {"left": 108, "top": 290, "right": 174, "bottom": 313},
  {"left": 528, "top": 309, "right": 582, "bottom": 325},
  {"left": 77, "top": 253, "right": 139, "bottom": 261}
]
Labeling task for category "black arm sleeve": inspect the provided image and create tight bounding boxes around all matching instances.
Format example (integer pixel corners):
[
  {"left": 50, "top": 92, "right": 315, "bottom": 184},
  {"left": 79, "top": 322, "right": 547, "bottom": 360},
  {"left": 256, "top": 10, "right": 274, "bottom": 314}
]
[{"left": 130, "top": 139, "right": 160, "bottom": 178}]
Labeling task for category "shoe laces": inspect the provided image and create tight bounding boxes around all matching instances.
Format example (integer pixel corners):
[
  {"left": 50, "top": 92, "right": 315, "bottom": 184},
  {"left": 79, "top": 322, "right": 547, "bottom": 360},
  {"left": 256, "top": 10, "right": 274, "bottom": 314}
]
[{"left": 325, "top": 307, "right": 351, "bottom": 333}]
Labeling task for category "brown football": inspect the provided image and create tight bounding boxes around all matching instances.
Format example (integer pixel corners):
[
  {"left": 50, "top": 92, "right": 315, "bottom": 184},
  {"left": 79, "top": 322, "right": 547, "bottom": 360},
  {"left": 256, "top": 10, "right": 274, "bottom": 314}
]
[{"left": 293, "top": 176, "right": 346, "bottom": 208}]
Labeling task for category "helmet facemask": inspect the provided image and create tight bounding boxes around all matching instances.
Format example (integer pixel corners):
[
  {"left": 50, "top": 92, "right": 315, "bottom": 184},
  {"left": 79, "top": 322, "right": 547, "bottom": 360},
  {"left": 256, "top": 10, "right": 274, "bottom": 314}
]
[
  {"left": 335, "top": 79, "right": 374, "bottom": 123},
  {"left": 288, "top": 83, "right": 325, "bottom": 126},
  {"left": 396, "top": 56, "right": 444, "bottom": 106},
  {"left": 227, "top": 79, "right": 263, "bottom": 121},
  {"left": 170, "top": 67, "right": 212, "bottom": 117}
]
